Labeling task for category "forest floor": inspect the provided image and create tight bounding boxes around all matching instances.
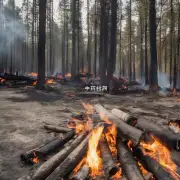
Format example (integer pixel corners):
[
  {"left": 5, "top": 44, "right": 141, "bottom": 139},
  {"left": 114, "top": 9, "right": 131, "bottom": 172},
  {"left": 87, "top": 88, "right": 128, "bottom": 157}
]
[{"left": 0, "top": 85, "right": 180, "bottom": 180}]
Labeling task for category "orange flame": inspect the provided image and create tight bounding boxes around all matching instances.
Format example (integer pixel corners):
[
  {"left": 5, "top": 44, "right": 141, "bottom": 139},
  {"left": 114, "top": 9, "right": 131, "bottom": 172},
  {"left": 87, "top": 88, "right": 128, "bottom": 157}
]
[
  {"left": 105, "top": 124, "right": 117, "bottom": 157},
  {"left": 28, "top": 72, "right": 37, "bottom": 77},
  {"left": 33, "top": 81, "right": 37, "bottom": 86},
  {"left": 72, "top": 158, "right": 86, "bottom": 175},
  {"left": 46, "top": 79, "right": 55, "bottom": 84},
  {"left": 140, "top": 135, "right": 179, "bottom": 179},
  {"left": 111, "top": 168, "right": 122, "bottom": 179},
  {"left": 86, "top": 126, "right": 104, "bottom": 177},
  {"left": 31, "top": 152, "right": 39, "bottom": 164}
]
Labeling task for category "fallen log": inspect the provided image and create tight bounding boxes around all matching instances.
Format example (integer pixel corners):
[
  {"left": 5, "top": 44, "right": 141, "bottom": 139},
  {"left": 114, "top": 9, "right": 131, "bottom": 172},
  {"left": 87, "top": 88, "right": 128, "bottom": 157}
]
[
  {"left": 171, "top": 150, "right": 180, "bottom": 167},
  {"left": 21, "top": 130, "right": 75, "bottom": 164},
  {"left": 116, "top": 139, "right": 144, "bottom": 180},
  {"left": 134, "top": 147, "right": 175, "bottom": 180},
  {"left": 32, "top": 132, "right": 87, "bottom": 180},
  {"left": 44, "top": 125, "right": 71, "bottom": 133},
  {"left": 136, "top": 119, "right": 180, "bottom": 151},
  {"left": 111, "top": 108, "right": 137, "bottom": 126},
  {"left": 52, "top": 123, "right": 104, "bottom": 179},
  {"left": 94, "top": 104, "right": 148, "bottom": 145},
  {"left": 99, "top": 134, "right": 119, "bottom": 178},
  {"left": 144, "top": 172, "right": 153, "bottom": 180},
  {"left": 70, "top": 164, "right": 89, "bottom": 180}
]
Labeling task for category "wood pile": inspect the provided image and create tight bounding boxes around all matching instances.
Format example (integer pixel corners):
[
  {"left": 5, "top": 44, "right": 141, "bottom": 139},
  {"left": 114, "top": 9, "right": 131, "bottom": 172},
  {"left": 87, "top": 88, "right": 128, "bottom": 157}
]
[{"left": 19, "top": 104, "right": 180, "bottom": 180}]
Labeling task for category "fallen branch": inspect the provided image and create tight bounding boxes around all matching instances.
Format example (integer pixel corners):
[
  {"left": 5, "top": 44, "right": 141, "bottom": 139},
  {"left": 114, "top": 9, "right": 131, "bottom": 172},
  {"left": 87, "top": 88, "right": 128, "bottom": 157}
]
[
  {"left": 136, "top": 119, "right": 180, "bottom": 151},
  {"left": 44, "top": 125, "right": 71, "bottom": 133},
  {"left": 32, "top": 132, "right": 87, "bottom": 180},
  {"left": 116, "top": 139, "right": 144, "bottom": 180},
  {"left": 111, "top": 108, "right": 137, "bottom": 126},
  {"left": 21, "top": 130, "right": 75, "bottom": 164},
  {"left": 70, "top": 164, "right": 89, "bottom": 180},
  {"left": 99, "top": 134, "right": 119, "bottom": 178}
]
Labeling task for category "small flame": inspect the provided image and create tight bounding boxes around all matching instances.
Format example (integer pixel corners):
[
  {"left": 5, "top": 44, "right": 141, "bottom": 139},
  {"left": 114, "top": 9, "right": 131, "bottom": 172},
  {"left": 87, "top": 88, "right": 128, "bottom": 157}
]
[
  {"left": 65, "top": 73, "right": 71, "bottom": 78},
  {"left": 28, "top": 72, "right": 38, "bottom": 77},
  {"left": 105, "top": 124, "right": 117, "bottom": 157},
  {"left": 111, "top": 169, "right": 122, "bottom": 179},
  {"left": 0, "top": 77, "right": 5, "bottom": 83},
  {"left": 72, "top": 158, "right": 86, "bottom": 175},
  {"left": 31, "top": 152, "right": 39, "bottom": 164},
  {"left": 46, "top": 79, "right": 55, "bottom": 84},
  {"left": 86, "top": 126, "right": 104, "bottom": 177},
  {"left": 140, "top": 135, "right": 179, "bottom": 179},
  {"left": 33, "top": 81, "right": 37, "bottom": 86}
]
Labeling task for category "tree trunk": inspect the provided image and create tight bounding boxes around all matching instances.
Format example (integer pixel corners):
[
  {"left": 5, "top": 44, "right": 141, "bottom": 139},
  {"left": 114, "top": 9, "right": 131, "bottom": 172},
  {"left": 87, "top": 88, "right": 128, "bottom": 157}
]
[
  {"left": 71, "top": 0, "right": 77, "bottom": 78},
  {"left": 129, "top": 0, "right": 132, "bottom": 81},
  {"left": 149, "top": 0, "right": 158, "bottom": 90},
  {"left": 36, "top": 0, "right": 47, "bottom": 89},
  {"left": 87, "top": 0, "right": 91, "bottom": 73},
  {"left": 94, "top": 0, "right": 97, "bottom": 77}
]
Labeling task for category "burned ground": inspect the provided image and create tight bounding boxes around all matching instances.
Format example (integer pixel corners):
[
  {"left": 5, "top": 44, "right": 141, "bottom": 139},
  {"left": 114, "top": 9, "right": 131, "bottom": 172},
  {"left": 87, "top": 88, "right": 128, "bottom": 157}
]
[{"left": 0, "top": 87, "right": 180, "bottom": 180}]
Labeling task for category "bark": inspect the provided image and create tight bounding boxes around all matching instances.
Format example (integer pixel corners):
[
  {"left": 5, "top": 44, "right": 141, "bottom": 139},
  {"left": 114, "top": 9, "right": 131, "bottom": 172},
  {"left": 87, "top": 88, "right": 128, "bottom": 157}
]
[
  {"left": 87, "top": 0, "right": 91, "bottom": 73},
  {"left": 149, "top": 0, "right": 158, "bottom": 90},
  {"left": 116, "top": 139, "right": 144, "bottom": 180},
  {"left": 21, "top": 130, "right": 75, "bottom": 164},
  {"left": 32, "top": 132, "right": 87, "bottom": 180},
  {"left": 94, "top": 0, "right": 97, "bottom": 77},
  {"left": 44, "top": 125, "right": 71, "bottom": 133},
  {"left": 134, "top": 147, "right": 174, "bottom": 180},
  {"left": 36, "top": 0, "right": 47, "bottom": 89},
  {"left": 51, "top": 134, "right": 90, "bottom": 179},
  {"left": 70, "top": 164, "right": 89, "bottom": 180},
  {"left": 111, "top": 108, "right": 137, "bottom": 126},
  {"left": 129, "top": 0, "right": 132, "bottom": 81},
  {"left": 99, "top": 134, "right": 119, "bottom": 178}
]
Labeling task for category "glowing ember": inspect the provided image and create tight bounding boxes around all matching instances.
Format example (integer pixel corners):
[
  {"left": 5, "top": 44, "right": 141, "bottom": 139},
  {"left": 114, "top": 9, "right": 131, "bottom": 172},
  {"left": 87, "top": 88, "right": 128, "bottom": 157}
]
[
  {"left": 111, "top": 169, "right": 122, "bottom": 179},
  {"left": 65, "top": 73, "right": 71, "bottom": 78},
  {"left": 82, "top": 102, "right": 94, "bottom": 114},
  {"left": 169, "top": 121, "right": 180, "bottom": 133},
  {"left": 105, "top": 124, "right": 117, "bottom": 157},
  {"left": 140, "top": 135, "right": 179, "bottom": 179},
  {"left": 33, "top": 81, "right": 37, "bottom": 86},
  {"left": 86, "top": 126, "right": 104, "bottom": 177},
  {"left": 0, "top": 77, "right": 5, "bottom": 83},
  {"left": 31, "top": 152, "right": 39, "bottom": 164},
  {"left": 138, "top": 161, "right": 148, "bottom": 175},
  {"left": 28, "top": 72, "right": 37, "bottom": 77},
  {"left": 46, "top": 79, "right": 55, "bottom": 84}
]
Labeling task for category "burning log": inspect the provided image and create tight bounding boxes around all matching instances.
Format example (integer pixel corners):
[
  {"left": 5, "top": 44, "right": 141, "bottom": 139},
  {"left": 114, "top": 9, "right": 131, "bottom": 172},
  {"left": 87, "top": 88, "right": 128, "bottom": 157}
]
[
  {"left": 70, "top": 164, "right": 90, "bottom": 180},
  {"left": 21, "top": 130, "right": 75, "bottom": 164},
  {"left": 134, "top": 147, "right": 175, "bottom": 180},
  {"left": 111, "top": 108, "right": 137, "bottom": 126},
  {"left": 99, "top": 134, "right": 119, "bottom": 178},
  {"left": 136, "top": 119, "right": 180, "bottom": 151},
  {"left": 94, "top": 104, "right": 148, "bottom": 145},
  {"left": 32, "top": 132, "right": 87, "bottom": 180},
  {"left": 50, "top": 134, "right": 90, "bottom": 179},
  {"left": 44, "top": 125, "right": 71, "bottom": 133},
  {"left": 116, "top": 139, "right": 144, "bottom": 180}
]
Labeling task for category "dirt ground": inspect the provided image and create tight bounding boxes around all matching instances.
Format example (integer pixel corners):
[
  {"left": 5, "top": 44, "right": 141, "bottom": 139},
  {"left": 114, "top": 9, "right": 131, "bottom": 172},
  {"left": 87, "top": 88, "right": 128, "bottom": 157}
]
[{"left": 0, "top": 86, "right": 180, "bottom": 180}]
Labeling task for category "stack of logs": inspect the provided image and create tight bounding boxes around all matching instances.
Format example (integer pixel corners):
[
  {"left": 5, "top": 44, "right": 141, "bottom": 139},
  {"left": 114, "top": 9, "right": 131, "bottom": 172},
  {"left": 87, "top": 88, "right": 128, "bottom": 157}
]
[{"left": 19, "top": 104, "right": 180, "bottom": 180}]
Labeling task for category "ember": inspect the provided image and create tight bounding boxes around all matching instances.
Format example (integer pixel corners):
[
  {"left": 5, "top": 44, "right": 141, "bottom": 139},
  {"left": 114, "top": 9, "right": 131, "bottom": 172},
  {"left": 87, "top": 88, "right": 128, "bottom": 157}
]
[
  {"left": 31, "top": 152, "right": 39, "bottom": 164},
  {"left": 28, "top": 72, "right": 38, "bottom": 77}
]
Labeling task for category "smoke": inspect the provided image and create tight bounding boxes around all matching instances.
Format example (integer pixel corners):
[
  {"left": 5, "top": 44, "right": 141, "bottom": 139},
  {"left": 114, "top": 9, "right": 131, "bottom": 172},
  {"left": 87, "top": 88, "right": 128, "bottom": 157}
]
[
  {"left": 0, "top": 7, "right": 26, "bottom": 53},
  {"left": 158, "top": 72, "right": 170, "bottom": 88}
]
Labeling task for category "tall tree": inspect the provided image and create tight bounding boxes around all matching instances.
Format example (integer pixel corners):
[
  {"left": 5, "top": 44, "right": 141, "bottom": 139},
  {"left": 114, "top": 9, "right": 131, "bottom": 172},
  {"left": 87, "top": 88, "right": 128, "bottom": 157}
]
[
  {"left": 149, "top": 0, "right": 158, "bottom": 90},
  {"left": 37, "top": 0, "right": 47, "bottom": 89}
]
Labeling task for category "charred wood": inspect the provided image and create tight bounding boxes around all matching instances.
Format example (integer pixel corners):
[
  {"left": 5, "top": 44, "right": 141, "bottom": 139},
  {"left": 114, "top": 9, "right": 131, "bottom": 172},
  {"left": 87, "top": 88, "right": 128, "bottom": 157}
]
[
  {"left": 136, "top": 119, "right": 180, "bottom": 151},
  {"left": 99, "top": 134, "right": 119, "bottom": 178},
  {"left": 21, "top": 130, "right": 75, "bottom": 164},
  {"left": 44, "top": 125, "right": 71, "bottom": 133},
  {"left": 116, "top": 139, "right": 144, "bottom": 180},
  {"left": 70, "top": 164, "right": 89, "bottom": 180},
  {"left": 32, "top": 132, "right": 87, "bottom": 180},
  {"left": 134, "top": 147, "right": 174, "bottom": 180}
]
